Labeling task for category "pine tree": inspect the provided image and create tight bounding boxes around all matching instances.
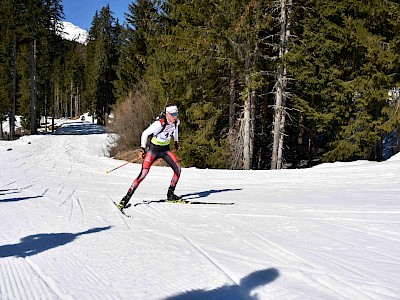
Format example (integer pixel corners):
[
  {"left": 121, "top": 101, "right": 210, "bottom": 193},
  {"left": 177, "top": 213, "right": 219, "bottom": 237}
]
[
  {"left": 114, "top": 0, "right": 160, "bottom": 101},
  {"left": 8, "top": 0, "right": 63, "bottom": 133},
  {"left": 85, "top": 5, "right": 121, "bottom": 124},
  {"left": 0, "top": 0, "right": 14, "bottom": 138},
  {"left": 287, "top": 0, "right": 400, "bottom": 163},
  {"left": 146, "top": 0, "right": 275, "bottom": 169}
]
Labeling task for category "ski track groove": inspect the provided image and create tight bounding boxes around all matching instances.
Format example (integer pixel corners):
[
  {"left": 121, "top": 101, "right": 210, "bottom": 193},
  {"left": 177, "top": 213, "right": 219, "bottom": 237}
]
[
  {"left": 0, "top": 137, "right": 124, "bottom": 298},
  {"left": 307, "top": 249, "right": 399, "bottom": 297},
  {"left": 1, "top": 259, "right": 55, "bottom": 300},
  {"left": 312, "top": 216, "right": 400, "bottom": 243},
  {"left": 110, "top": 197, "right": 131, "bottom": 230},
  {"left": 225, "top": 213, "right": 386, "bottom": 299},
  {"left": 271, "top": 203, "right": 400, "bottom": 242},
  {"left": 75, "top": 195, "right": 85, "bottom": 215},
  {"left": 247, "top": 230, "right": 368, "bottom": 299},
  {"left": 369, "top": 248, "right": 400, "bottom": 265},
  {"left": 24, "top": 258, "right": 69, "bottom": 300},
  {"left": 142, "top": 202, "right": 239, "bottom": 286}
]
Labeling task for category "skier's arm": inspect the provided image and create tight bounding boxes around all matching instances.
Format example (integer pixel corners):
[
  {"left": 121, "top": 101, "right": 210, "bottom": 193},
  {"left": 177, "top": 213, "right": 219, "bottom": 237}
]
[
  {"left": 141, "top": 121, "right": 163, "bottom": 148},
  {"left": 174, "top": 120, "right": 180, "bottom": 142}
]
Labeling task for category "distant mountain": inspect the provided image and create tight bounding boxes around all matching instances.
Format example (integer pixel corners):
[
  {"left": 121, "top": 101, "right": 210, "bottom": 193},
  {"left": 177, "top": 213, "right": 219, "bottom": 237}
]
[{"left": 59, "top": 21, "right": 88, "bottom": 45}]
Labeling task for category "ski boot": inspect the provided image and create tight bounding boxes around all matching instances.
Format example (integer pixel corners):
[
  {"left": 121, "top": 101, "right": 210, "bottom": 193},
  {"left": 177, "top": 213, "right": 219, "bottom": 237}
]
[
  {"left": 167, "top": 187, "right": 183, "bottom": 203},
  {"left": 117, "top": 191, "right": 133, "bottom": 211}
]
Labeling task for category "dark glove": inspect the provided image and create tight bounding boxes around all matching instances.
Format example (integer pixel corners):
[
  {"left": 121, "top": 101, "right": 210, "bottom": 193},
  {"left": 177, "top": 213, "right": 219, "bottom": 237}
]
[
  {"left": 174, "top": 141, "right": 180, "bottom": 151},
  {"left": 139, "top": 147, "right": 146, "bottom": 159}
]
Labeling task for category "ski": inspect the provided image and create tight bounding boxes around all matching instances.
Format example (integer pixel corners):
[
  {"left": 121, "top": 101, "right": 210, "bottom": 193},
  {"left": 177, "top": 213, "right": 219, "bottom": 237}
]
[
  {"left": 113, "top": 201, "right": 132, "bottom": 218},
  {"left": 141, "top": 199, "right": 235, "bottom": 205}
]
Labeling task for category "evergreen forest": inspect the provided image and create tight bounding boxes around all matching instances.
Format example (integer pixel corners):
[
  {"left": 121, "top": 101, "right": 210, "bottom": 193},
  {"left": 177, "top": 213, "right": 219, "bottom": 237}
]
[{"left": 1, "top": 0, "right": 400, "bottom": 170}]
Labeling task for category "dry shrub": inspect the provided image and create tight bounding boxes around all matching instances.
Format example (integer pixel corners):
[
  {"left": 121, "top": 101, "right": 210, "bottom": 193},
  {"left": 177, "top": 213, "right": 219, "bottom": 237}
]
[{"left": 109, "top": 81, "right": 156, "bottom": 158}]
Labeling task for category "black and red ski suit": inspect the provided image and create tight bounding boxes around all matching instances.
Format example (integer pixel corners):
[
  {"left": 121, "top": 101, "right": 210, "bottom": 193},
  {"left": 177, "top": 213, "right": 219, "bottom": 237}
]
[{"left": 122, "top": 117, "right": 181, "bottom": 204}]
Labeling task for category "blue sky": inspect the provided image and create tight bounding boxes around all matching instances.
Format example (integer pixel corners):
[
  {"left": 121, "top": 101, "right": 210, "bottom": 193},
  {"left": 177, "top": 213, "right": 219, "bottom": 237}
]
[{"left": 61, "top": 0, "right": 133, "bottom": 31}]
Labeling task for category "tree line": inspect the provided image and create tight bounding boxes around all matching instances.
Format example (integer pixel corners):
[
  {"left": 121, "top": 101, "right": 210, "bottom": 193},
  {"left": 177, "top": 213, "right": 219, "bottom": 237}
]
[{"left": 1, "top": 0, "right": 400, "bottom": 170}]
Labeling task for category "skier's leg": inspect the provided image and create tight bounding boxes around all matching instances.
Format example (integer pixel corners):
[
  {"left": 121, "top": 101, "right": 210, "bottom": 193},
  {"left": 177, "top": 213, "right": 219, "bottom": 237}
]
[
  {"left": 118, "top": 151, "right": 155, "bottom": 208},
  {"left": 163, "top": 151, "right": 182, "bottom": 200}
]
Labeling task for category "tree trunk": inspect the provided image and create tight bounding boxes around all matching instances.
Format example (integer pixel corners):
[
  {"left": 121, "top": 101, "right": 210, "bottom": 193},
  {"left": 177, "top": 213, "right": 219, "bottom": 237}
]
[
  {"left": 243, "top": 88, "right": 252, "bottom": 169},
  {"left": 271, "top": 66, "right": 285, "bottom": 169},
  {"left": 229, "top": 69, "right": 236, "bottom": 131},
  {"left": 51, "top": 67, "right": 55, "bottom": 132},
  {"left": 271, "top": 0, "right": 290, "bottom": 169},
  {"left": 10, "top": 32, "right": 17, "bottom": 140},
  {"left": 30, "top": 37, "right": 37, "bottom": 134},
  {"left": 70, "top": 80, "right": 73, "bottom": 118},
  {"left": 298, "top": 114, "right": 305, "bottom": 145}
]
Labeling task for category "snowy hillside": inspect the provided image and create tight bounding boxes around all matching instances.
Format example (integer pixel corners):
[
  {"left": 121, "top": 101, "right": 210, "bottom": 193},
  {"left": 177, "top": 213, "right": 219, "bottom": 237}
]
[
  {"left": 60, "top": 21, "right": 88, "bottom": 44},
  {"left": 0, "top": 122, "right": 400, "bottom": 299}
]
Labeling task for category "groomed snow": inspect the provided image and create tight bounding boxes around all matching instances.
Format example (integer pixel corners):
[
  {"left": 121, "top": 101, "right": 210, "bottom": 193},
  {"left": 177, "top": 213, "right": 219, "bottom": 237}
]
[{"left": 1, "top": 121, "right": 399, "bottom": 299}]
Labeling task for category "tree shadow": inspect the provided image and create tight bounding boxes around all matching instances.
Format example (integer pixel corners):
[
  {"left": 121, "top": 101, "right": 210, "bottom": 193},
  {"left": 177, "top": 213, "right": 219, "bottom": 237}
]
[
  {"left": 0, "top": 226, "right": 111, "bottom": 258},
  {"left": 182, "top": 188, "right": 242, "bottom": 200},
  {"left": 164, "top": 268, "right": 279, "bottom": 300},
  {"left": 52, "top": 122, "right": 107, "bottom": 135},
  {"left": 0, "top": 195, "right": 43, "bottom": 203}
]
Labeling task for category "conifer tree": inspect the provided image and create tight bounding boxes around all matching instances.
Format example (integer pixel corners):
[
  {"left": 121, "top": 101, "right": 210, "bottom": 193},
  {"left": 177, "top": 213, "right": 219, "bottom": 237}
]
[
  {"left": 147, "top": 0, "right": 274, "bottom": 169},
  {"left": 287, "top": 0, "right": 400, "bottom": 163},
  {"left": 85, "top": 5, "right": 121, "bottom": 123},
  {"left": 114, "top": 0, "right": 160, "bottom": 101},
  {"left": 0, "top": 0, "right": 14, "bottom": 138},
  {"left": 7, "top": 0, "right": 63, "bottom": 133}
]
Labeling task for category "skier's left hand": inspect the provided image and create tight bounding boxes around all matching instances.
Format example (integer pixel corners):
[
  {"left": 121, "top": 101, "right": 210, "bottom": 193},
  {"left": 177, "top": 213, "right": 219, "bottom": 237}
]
[
  {"left": 174, "top": 141, "right": 180, "bottom": 151},
  {"left": 139, "top": 147, "right": 146, "bottom": 159}
]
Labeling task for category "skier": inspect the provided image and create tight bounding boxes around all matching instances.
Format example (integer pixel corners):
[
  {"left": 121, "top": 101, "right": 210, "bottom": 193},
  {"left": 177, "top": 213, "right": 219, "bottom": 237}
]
[{"left": 117, "top": 105, "right": 182, "bottom": 210}]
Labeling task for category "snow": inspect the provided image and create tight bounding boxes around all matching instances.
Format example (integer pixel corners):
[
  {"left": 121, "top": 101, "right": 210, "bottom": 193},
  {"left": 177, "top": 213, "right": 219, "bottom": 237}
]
[
  {"left": 2, "top": 116, "right": 22, "bottom": 134},
  {"left": 1, "top": 122, "right": 400, "bottom": 299},
  {"left": 59, "top": 21, "right": 89, "bottom": 45}
]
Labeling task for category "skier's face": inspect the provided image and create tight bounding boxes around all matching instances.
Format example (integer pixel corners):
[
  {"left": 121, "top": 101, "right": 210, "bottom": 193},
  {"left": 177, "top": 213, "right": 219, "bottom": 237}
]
[{"left": 167, "top": 112, "right": 178, "bottom": 123}]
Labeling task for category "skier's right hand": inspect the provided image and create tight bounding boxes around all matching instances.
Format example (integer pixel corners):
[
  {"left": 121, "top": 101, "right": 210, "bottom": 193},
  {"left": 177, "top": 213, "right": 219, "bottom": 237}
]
[{"left": 139, "top": 147, "right": 146, "bottom": 159}]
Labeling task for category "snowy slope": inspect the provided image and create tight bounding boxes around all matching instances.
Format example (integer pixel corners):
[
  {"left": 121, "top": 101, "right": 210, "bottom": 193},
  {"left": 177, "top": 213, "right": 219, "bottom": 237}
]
[
  {"left": 0, "top": 122, "right": 399, "bottom": 299},
  {"left": 60, "top": 21, "right": 88, "bottom": 44}
]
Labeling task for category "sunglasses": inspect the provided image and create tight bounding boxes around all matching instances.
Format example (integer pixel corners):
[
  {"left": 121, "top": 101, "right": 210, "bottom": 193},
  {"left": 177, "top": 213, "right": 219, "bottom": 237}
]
[{"left": 170, "top": 112, "right": 178, "bottom": 117}]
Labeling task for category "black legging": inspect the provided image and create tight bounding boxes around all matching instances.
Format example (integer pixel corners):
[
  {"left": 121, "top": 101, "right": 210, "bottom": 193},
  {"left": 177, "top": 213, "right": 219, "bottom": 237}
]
[{"left": 126, "top": 143, "right": 181, "bottom": 198}]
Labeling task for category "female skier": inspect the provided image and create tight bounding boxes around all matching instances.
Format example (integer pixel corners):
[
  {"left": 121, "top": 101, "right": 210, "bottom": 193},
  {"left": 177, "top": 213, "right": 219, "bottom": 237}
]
[{"left": 117, "top": 105, "right": 182, "bottom": 210}]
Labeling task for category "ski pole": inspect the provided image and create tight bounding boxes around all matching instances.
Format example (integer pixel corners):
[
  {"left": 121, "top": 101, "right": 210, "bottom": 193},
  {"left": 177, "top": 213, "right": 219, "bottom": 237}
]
[{"left": 106, "top": 161, "right": 130, "bottom": 174}]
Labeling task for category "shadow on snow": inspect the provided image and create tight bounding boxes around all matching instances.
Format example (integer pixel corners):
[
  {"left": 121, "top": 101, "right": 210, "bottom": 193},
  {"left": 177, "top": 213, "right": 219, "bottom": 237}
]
[
  {"left": 0, "top": 226, "right": 111, "bottom": 258},
  {"left": 0, "top": 195, "right": 43, "bottom": 203},
  {"left": 181, "top": 188, "right": 242, "bottom": 200},
  {"left": 0, "top": 188, "right": 20, "bottom": 196},
  {"left": 52, "top": 122, "right": 107, "bottom": 135},
  {"left": 164, "top": 268, "right": 279, "bottom": 300},
  {"left": 132, "top": 188, "right": 242, "bottom": 206}
]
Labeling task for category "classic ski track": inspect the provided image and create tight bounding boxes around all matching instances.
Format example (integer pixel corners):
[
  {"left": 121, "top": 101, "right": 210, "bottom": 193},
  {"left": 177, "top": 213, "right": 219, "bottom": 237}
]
[
  {"left": 0, "top": 184, "right": 112, "bottom": 300},
  {"left": 2, "top": 139, "right": 106, "bottom": 220},
  {"left": 222, "top": 214, "right": 349, "bottom": 298},
  {"left": 224, "top": 213, "right": 386, "bottom": 299},
  {"left": 310, "top": 214, "right": 400, "bottom": 243},
  {"left": 110, "top": 197, "right": 131, "bottom": 229},
  {"left": 247, "top": 231, "right": 369, "bottom": 298},
  {"left": 2, "top": 145, "right": 128, "bottom": 226},
  {"left": 268, "top": 202, "right": 400, "bottom": 250},
  {"left": 0, "top": 258, "right": 55, "bottom": 300},
  {"left": 269, "top": 203, "right": 400, "bottom": 242},
  {"left": 143, "top": 203, "right": 239, "bottom": 286},
  {"left": 24, "top": 258, "right": 70, "bottom": 300},
  {"left": 307, "top": 249, "right": 399, "bottom": 296},
  {"left": 0, "top": 156, "right": 103, "bottom": 225}
]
